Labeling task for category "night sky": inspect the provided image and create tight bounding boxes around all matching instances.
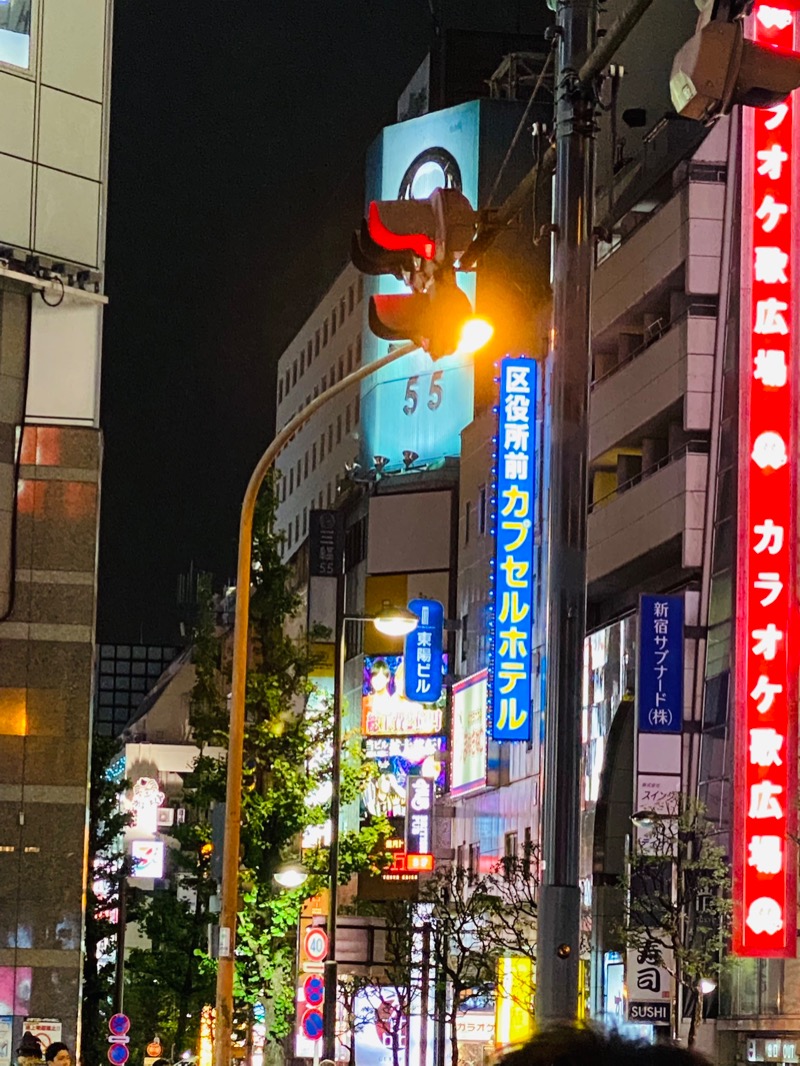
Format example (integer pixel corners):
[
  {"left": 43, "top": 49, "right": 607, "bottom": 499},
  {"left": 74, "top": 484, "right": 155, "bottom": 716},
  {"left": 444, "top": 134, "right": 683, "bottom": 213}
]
[{"left": 97, "top": 3, "right": 434, "bottom": 642}]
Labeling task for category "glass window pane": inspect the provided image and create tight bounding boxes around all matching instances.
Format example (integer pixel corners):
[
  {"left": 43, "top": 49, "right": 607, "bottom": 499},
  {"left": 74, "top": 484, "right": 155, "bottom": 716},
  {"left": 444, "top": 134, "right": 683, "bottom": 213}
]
[{"left": 0, "top": 0, "right": 32, "bottom": 70}]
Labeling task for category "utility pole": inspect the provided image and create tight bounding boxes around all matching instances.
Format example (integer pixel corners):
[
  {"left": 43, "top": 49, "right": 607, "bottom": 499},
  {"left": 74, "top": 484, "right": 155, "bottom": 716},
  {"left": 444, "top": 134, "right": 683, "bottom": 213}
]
[{"left": 536, "top": 0, "right": 598, "bottom": 1025}]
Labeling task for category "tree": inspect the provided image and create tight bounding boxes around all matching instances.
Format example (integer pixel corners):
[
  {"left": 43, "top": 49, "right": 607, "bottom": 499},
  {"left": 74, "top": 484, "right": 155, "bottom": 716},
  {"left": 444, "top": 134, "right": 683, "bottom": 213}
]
[
  {"left": 127, "top": 480, "right": 389, "bottom": 1053},
  {"left": 82, "top": 737, "right": 131, "bottom": 1066},
  {"left": 618, "top": 796, "right": 731, "bottom": 1045},
  {"left": 420, "top": 857, "right": 539, "bottom": 1066}
]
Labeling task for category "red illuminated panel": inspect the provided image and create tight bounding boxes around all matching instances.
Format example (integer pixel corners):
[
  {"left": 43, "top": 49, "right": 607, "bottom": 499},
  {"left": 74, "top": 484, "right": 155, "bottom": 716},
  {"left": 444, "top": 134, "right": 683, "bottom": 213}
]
[
  {"left": 368, "top": 201, "right": 436, "bottom": 261},
  {"left": 406, "top": 853, "right": 434, "bottom": 873},
  {"left": 734, "top": 3, "right": 799, "bottom": 957}
]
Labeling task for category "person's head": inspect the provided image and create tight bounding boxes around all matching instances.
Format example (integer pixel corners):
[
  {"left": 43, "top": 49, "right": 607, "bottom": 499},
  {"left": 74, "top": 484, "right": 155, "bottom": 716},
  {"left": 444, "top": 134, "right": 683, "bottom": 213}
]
[
  {"left": 500, "top": 1025, "right": 709, "bottom": 1066},
  {"left": 16, "top": 1035, "right": 42, "bottom": 1062},
  {"left": 370, "top": 659, "right": 391, "bottom": 693},
  {"left": 44, "top": 1044, "right": 70, "bottom": 1066}
]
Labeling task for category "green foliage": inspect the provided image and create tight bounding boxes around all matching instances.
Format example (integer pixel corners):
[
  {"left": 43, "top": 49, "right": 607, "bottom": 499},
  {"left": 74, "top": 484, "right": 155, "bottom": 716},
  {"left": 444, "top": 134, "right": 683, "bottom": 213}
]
[
  {"left": 81, "top": 736, "right": 131, "bottom": 1066},
  {"left": 130, "top": 477, "right": 390, "bottom": 1049}
]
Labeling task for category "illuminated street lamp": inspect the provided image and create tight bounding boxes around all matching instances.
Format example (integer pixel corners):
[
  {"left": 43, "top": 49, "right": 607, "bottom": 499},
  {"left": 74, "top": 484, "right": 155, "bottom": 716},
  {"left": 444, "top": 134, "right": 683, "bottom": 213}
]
[
  {"left": 274, "top": 862, "right": 309, "bottom": 890},
  {"left": 372, "top": 601, "right": 419, "bottom": 637}
]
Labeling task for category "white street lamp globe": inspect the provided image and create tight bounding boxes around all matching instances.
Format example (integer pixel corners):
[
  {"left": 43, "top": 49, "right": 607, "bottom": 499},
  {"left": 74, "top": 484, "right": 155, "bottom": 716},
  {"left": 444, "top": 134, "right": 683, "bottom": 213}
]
[
  {"left": 372, "top": 602, "right": 419, "bottom": 638},
  {"left": 274, "top": 862, "right": 309, "bottom": 889}
]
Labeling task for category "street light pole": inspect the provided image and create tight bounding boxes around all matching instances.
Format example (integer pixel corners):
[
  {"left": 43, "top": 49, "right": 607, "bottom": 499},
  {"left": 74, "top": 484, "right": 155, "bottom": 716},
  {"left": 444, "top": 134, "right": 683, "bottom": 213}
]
[
  {"left": 213, "top": 340, "right": 419, "bottom": 1066},
  {"left": 536, "top": 0, "right": 598, "bottom": 1025}
]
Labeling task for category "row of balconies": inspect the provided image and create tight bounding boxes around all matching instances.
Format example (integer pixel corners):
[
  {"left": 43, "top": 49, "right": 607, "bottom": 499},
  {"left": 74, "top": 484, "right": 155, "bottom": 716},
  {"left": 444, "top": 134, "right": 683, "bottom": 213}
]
[{"left": 586, "top": 173, "right": 723, "bottom": 611}]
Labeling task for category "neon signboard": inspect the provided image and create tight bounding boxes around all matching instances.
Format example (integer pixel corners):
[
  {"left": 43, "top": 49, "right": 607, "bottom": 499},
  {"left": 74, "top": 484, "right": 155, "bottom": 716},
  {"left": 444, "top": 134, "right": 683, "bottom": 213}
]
[
  {"left": 489, "top": 357, "right": 536, "bottom": 742},
  {"left": 362, "top": 655, "right": 446, "bottom": 736},
  {"left": 450, "top": 669, "right": 488, "bottom": 796},
  {"left": 404, "top": 598, "right": 444, "bottom": 703},
  {"left": 734, "top": 2, "right": 799, "bottom": 957}
]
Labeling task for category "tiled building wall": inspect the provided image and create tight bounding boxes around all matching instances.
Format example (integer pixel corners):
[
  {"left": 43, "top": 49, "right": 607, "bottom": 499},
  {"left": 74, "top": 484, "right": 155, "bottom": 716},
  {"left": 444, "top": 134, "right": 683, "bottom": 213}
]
[{"left": 0, "top": 423, "right": 101, "bottom": 1048}]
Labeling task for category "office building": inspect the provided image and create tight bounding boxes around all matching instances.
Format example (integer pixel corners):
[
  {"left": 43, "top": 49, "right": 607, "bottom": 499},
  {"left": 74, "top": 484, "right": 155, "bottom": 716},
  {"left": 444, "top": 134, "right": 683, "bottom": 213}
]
[{"left": 0, "top": 0, "right": 113, "bottom": 1049}]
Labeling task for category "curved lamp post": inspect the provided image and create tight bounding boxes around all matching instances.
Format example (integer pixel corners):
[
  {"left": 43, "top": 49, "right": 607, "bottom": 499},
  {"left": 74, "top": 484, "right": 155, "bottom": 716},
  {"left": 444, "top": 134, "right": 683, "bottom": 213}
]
[{"left": 213, "top": 318, "right": 492, "bottom": 1066}]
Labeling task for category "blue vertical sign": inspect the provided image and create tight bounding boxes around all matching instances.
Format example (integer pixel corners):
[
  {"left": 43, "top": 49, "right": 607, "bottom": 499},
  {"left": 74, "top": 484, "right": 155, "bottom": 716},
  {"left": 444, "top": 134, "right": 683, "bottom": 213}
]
[
  {"left": 404, "top": 598, "right": 444, "bottom": 702},
  {"left": 638, "top": 594, "right": 684, "bottom": 734},
  {"left": 489, "top": 358, "right": 537, "bottom": 742}
]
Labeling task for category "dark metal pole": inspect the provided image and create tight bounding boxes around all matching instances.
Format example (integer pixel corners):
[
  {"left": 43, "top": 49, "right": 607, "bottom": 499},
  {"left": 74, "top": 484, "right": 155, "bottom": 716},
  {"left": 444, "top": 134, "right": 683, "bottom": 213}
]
[
  {"left": 536, "top": 0, "right": 598, "bottom": 1025},
  {"left": 323, "top": 562, "right": 346, "bottom": 1061},
  {"left": 114, "top": 875, "right": 127, "bottom": 1014}
]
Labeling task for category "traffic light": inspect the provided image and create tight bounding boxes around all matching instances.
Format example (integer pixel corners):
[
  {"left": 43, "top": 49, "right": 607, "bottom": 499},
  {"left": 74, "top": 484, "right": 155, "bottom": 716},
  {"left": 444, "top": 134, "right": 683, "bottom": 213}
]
[
  {"left": 352, "top": 188, "right": 485, "bottom": 359},
  {"left": 671, "top": 14, "right": 800, "bottom": 121}
]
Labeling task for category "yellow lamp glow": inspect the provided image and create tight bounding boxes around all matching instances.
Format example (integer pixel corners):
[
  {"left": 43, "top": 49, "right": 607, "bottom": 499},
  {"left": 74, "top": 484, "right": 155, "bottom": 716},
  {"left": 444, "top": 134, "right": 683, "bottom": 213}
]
[{"left": 456, "top": 316, "right": 494, "bottom": 356}]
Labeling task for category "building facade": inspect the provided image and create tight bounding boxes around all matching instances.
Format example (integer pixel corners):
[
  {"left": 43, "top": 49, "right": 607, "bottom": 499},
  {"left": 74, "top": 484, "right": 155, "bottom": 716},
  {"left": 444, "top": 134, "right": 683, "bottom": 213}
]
[{"left": 0, "top": 0, "right": 113, "bottom": 1050}]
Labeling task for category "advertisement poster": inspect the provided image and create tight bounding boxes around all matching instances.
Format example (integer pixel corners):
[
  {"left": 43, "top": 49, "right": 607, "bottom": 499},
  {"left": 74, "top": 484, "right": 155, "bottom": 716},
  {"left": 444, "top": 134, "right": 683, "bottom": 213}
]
[
  {"left": 362, "top": 736, "right": 445, "bottom": 820},
  {"left": 362, "top": 655, "right": 446, "bottom": 737},
  {"left": 450, "top": 670, "right": 488, "bottom": 797},
  {"left": 348, "top": 987, "right": 418, "bottom": 1066}
]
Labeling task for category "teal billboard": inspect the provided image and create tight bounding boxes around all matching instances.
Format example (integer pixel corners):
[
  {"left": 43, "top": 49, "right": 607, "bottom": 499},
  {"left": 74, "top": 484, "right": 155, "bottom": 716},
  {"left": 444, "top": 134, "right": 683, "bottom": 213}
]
[{"left": 360, "top": 101, "right": 480, "bottom": 467}]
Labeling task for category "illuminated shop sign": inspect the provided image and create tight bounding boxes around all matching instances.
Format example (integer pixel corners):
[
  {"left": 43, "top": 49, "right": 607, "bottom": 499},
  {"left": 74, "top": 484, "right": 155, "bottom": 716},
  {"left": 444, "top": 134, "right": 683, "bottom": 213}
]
[
  {"left": 404, "top": 598, "right": 444, "bottom": 702},
  {"left": 489, "top": 357, "right": 537, "bottom": 742},
  {"left": 362, "top": 736, "right": 445, "bottom": 819},
  {"left": 131, "top": 840, "right": 165, "bottom": 879},
  {"left": 405, "top": 774, "right": 433, "bottom": 855},
  {"left": 450, "top": 669, "right": 488, "bottom": 797},
  {"left": 362, "top": 655, "right": 446, "bottom": 736},
  {"left": 638, "top": 595, "right": 683, "bottom": 734},
  {"left": 734, "top": 2, "right": 799, "bottom": 958}
]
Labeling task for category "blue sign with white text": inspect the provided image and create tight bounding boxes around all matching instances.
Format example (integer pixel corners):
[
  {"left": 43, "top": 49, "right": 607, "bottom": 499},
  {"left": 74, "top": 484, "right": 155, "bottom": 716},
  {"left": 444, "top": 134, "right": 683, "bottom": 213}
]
[
  {"left": 638, "top": 594, "right": 684, "bottom": 734},
  {"left": 489, "top": 357, "right": 537, "bottom": 742},
  {"left": 404, "top": 598, "right": 444, "bottom": 703}
]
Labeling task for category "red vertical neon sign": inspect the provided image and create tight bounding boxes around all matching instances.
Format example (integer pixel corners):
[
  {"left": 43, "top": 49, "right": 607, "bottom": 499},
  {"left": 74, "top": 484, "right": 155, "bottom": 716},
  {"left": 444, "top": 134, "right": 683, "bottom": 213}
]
[{"left": 734, "top": 3, "right": 799, "bottom": 957}]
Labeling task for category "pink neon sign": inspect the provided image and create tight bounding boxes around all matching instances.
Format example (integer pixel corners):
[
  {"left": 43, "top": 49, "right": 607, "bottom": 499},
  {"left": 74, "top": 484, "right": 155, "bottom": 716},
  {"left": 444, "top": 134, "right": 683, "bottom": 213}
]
[{"left": 734, "top": 3, "right": 799, "bottom": 957}]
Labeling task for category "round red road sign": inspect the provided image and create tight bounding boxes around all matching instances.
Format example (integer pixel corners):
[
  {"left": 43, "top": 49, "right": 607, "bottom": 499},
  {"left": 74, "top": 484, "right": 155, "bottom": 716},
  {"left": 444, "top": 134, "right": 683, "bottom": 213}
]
[
  {"left": 301, "top": 1007, "right": 324, "bottom": 1041},
  {"left": 303, "top": 926, "right": 329, "bottom": 962},
  {"left": 304, "top": 973, "right": 325, "bottom": 1007}
]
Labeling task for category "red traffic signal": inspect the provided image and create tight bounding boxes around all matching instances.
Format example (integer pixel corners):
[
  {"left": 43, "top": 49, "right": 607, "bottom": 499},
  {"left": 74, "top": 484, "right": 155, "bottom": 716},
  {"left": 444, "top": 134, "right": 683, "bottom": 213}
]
[
  {"left": 352, "top": 188, "right": 477, "bottom": 277},
  {"left": 671, "top": 18, "right": 800, "bottom": 120}
]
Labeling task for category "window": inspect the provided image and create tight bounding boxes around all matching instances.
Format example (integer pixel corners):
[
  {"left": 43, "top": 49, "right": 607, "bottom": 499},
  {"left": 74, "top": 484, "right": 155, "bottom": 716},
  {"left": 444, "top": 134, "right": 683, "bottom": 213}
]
[
  {"left": 357, "top": 275, "right": 364, "bottom": 302},
  {"left": 338, "top": 356, "right": 344, "bottom": 380},
  {"left": 300, "top": 350, "right": 305, "bottom": 375},
  {"left": 292, "top": 361, "right": 297, "bottom": 387},
  {"left": 327, "top": 482, "right": 333, "bottom": 506},
  {"left": 296, "top": 459, "right": 301, "bottom": 484},
  {"left": 328, "top": 425, "right": 333, "bottom": 451},
  {"left": 287, "top": 525, "right": 293, "bottom": 550},
  {"left": 320, "top": 434, "right": 325, "bottom": 460},
  {"left": 304, "top": 453, "right": 309, "bottom": 479},
  {"left": 318, "top": 491, "right": 324, "bottom": 509},
  {"left": 461, "top": 613, "right": 468, "bottom": 663},
  {"left": 295, "top": 514, "right": 300, "bottom": 540},
  {"left": 278, "top": 379, "right": 283, "bottom": 403},
  {"left": 478, "top": 484, "right": 487, "bottom": 534},
  {"left": 345, "top": 405, "right": 351, "bottom": 435},
  {"left": 303, "top": 507, "right": 308, "bottom": 535},
  {"left": 289, "top": 468, "right": 294, "bottom": 493},
  {"left": 312, "top": 443, "right": 317, "bottom": 470},
  {"left": 308, "top": 340, "right": 314, "bottom": 363},
  {"left": 355, "top": 395, "right": 360, "bottom": 424},
  {"left": 313, "top": 385, "right": 319, "bottom": 399},
  {"left": 0, "top": 0, "right": 32, "bottom": 71},
  {"left": 323, "top": 320, "right": 329, "bottom": 346},
  {"left": 348, "top": 286, "right": 355, "bottom": 314},
  {"left": 331, "top": 308, "right": 337, "bottom": 337},
  {"left": 336, "top": 415, "right": 342, "bottom": 444},
  {"left": 340, "top": 298, "right": 346, "bottom": 324},
  {"left": 322, "top": 374, "right": 327, "bottom": 392},
  {"left": 356, "top": 334, "right": 362, "bottom": 364},
  {"left": 523, "top": 826, "right": 534, "bottom": 879},
  {"left": 347, "top": 346, "right": 353, "bottom": 374},
  {"left": 315, "top": 330, "right": 320, "bottom": 357},
  {"left": 464, "top": 500, "right": 472, "bottom": 546},
  {"left": 468, "top": 843, "right": 480, "bottom": 884},
  {"left": 285, "top": 370, "right": 290, "bottom": 394},
  {"left": 503, "top": 832, "right": 518, "bottom": 879}
]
